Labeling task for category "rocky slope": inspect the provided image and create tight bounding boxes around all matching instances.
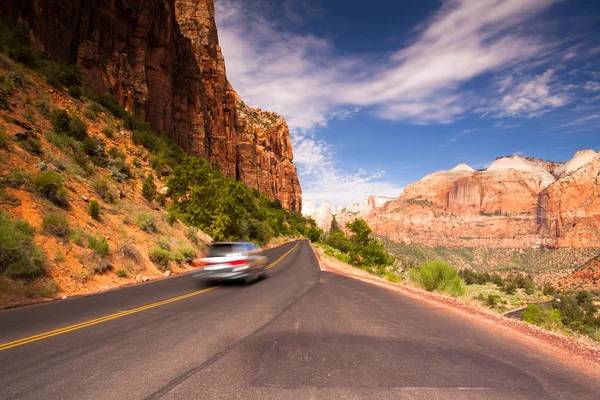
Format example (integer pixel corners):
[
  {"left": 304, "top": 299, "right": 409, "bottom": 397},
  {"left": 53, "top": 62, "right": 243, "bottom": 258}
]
[
  {"left": 1, "top": 0, "right": 301, "bottom": 210},
  {"left": 558, "top": 255, "right": 600, "bottom": 290},
  {"left": 368, "top": 151, "right": 600, "bottom": 249},
  {"left": 303, "top": 196, "right": 395, "bottom": 231},
  {"left": 0, "top": 58, "right": 211, "bottom": 307}
]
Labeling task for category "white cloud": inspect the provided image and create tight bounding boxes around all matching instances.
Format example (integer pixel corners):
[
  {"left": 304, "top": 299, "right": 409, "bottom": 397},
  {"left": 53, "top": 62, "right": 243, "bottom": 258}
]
[
  {"left": 214, "top": 0, "right": 563, "bottom": 204},
  {"left": 495, "top": 69, "right": 570, "bottom": 117},
  {"left": 584, "top": 81, "right": 600, "bottom": 92}
]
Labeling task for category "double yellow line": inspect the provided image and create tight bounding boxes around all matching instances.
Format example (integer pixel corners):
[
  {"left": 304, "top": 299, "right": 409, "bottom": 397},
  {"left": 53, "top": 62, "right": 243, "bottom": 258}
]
[{"left": 0, "top": 242, "right": 300, "bottom": 352}]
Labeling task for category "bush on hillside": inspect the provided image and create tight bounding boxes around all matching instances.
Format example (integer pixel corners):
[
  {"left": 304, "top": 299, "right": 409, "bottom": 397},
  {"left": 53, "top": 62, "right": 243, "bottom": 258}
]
[
  {"left": 2, "top": 169, "right": 33, "bottom": 188},
  {"left": 50, "top": 109, "right": 71, "bottom": 134},
  {"left": 136, "top": 213, "right": 158, "bottom": 234},
  {"left": 92, "top": 177, "right": 115, "bottom": 203},
  {"left": 35, "top": 99, "right": 50, "bottom": 117},
  {"left": 68, "top": 85, "right": 82, "bottom": 99},
  {"left": 149, "top": 247, "right": 171, "bottom": 270},
  {"left": 42, "top": 212, "right": 70, "bottom": 238},
  {"left": 409, "top": 260, "right": 465, "bottom": 297},
  {"left": 88, "top": 235, "right": 109, "bottom": 256},
  {"left": 88, "top": 200, "right": 100, "bottom": 220},
  {"left": 34, "top": 171, "right": 67, "bottom": 206},
  {"left": 18, "top": 137, "right": 42, "bottom": 155},
  {"left": 0, "top": 125, "right": 9, "bottom": 149},
  {"left": 142, "top": 173, "right": 157, "bottom": 202},
  {"left": 522, "top": 304, "right": 563, "bottom": 330},
  {"left": 0, "top": 211, "right": 45, "bottom": 278}
]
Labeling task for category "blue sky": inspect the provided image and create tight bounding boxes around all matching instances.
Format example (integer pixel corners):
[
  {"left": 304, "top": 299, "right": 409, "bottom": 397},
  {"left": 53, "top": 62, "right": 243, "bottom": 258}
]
[{"left": 214, "top": 0, "right": 600, "bottom": 206}]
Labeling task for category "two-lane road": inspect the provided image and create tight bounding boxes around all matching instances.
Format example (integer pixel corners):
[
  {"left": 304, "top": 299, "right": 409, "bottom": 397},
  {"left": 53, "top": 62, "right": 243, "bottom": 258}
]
[{"left": 1, "top": 240, "right": 599, "bottom": 399}]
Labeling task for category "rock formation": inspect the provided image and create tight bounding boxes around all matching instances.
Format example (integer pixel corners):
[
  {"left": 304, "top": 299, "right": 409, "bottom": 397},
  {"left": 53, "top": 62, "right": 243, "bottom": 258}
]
[
  {"left": 303, "top": 196, "right": 396, "bottom": 231},
  {"left": 2, "top": 0, "right": 301, "bottom": 210},
  {"left": 368, "top": 151, "right": 600, "bottom": 248}
]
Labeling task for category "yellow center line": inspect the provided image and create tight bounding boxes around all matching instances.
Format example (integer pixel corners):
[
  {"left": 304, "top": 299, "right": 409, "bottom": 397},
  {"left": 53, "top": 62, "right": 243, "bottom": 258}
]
[{"left": 0, "top": 241, "right": 301, "bottom": 352}]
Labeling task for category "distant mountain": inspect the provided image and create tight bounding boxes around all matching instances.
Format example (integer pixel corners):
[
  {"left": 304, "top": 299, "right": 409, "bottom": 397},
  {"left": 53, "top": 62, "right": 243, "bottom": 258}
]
[
  {"left": 302, "top": 196, "right": 396, "bottom": 231},
  {"left": 367, "top": 150, "right": 600, "bottom": 249}
]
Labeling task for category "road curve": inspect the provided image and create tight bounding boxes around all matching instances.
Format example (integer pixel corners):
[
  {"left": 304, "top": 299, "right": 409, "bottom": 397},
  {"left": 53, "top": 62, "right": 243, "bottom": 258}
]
[{"left": 0, "top": 240, "right": 599, "bottom": 399}]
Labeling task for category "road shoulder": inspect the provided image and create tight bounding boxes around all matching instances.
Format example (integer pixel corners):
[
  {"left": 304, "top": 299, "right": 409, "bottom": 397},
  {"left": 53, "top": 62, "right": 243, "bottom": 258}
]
[{"left": 310, "top": 243, "right": 600, "bottom": 374}]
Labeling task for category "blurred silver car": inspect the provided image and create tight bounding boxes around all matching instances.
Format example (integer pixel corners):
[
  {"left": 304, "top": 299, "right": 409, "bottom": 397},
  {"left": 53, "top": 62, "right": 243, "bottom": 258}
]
[{"left": 192, "top": 242, "right": 268, "bottom": 284}]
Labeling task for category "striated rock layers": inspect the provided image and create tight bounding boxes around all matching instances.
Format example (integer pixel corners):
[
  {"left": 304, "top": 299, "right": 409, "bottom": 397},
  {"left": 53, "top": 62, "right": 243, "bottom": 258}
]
[
  {"left": 2, "top": 0, "right": 301, "bottom": 210},
  {"left": 368, "top": 150, "right": 600, "bottom": 249}
]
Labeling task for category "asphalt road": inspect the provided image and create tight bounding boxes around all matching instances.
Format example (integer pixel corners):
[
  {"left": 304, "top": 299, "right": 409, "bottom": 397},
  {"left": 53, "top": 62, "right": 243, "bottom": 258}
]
[{"left": 1, "top": 240, "right": 599, "bottom": 399}]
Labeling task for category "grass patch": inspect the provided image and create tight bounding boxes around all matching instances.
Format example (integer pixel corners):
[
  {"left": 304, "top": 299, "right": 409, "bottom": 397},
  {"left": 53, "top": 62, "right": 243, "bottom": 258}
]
[
  {"left": 42, "top": 212, "right": 70, "bottom": 238},
  {"left": 409, "top": 260, "right": 465, "bottom": 297},
  {"left": 88, "top": 200, "right": 100, "bottom": 220},
  {"left": 136, "top": 213, "right": 158, "bottom": 234},
  {"left": 88, "top": 235, "right": 109, "bottom": 256},
  {"left": 177, "top": 245, "right": 197, "bottom": 263},
  {"left": 2, "top": 169, "right": 33, "bottom": 188},
  {"left": 149, "top": 248, "right": 171, "bottom": 270},
  {"left": 0, "top": 211, "right": 45, "bottom": 278},
  {"left": 34, "top": 170, "right": 67, "bottom": 207}
]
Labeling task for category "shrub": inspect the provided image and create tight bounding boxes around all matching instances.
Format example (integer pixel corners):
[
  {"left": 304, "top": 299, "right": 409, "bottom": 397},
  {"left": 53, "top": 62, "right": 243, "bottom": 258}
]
[
  {"left": 149, "top": 248, "right": 171, "bottom": 270},
  {"left": 116, "top": 243, "right": 140, "bottom": 261},
  {"left": 503, "top": 282, "right": 517, "bottom": 295},
  {"left": 69, "top": 228, "right": 85, "bottom": 246},
  {"left": 117, "top": 269, "right": 128, "bottom": 278},
  {"left": 166, "top": 211, "right": 177, "bottom": 226},
  {"left": 68, "top": 85, "right": 82, "bottom": 99},
  {"left": 46, "top": 131, "right": 77, "bottom": 151},
  {"left": 23, "top": 108, "right": 36, "bottom": 124},
  {"left": 88, "top": 200, "right": 100, "bottom": 220},
  {"left": 185, "top": 227, "right": 199, "bottom": 245},
  {"left": 177, "top": 245, "right": 196, "bottom": 262},
  {"left": 88, "top": 102, "right": 104, "bottom": 115},
  {"left": 0, "top": 125, "right": 9, "bottom": 149},
  {"left": 83, "top": 108, "right": 96, "bottom": 121},
  {"left": 0, "top": 86, "right": 8, "bottom": 110},
  {"left": 522, "top": 304, "right": 563, "bottom": 330},
  {"left": 2, "top": 169, "right": 33, "bottom": 188},
  {"left": 18, "top": 137, "right": 42, "bottom": 155},
  {"left": 34, "top": 171, "right": 67, "bottom": 206},
  {"left": 68, "top": 116, "right": 88, "bottom": 140},
  {"left": 92, "top": 177, "right": 115, "bottom": 203},
  {"left": 88, "top": 235, "right": 109, "bottom": 256},
  {"left": 0, "top": 211, "right": 45, "bottom": 278},
  {"left": 543, "top": 284, "right": 557, "bottom": 296},
  {"left": 136, "top": 213, "right": 158, "bottom": 233},
  {"left": 485, "top": 294, "right": 502, "bottom": 307},
  {"left": 92, "top": 260, "right": 113, "bottom": 274},
  {"left": 142, "top": 173, "right": 157, "bottom": 202},
  {"left": 157, "top": 237, "right": 171, "bottom": 251},
  {"left": 42, "top": 212, "right": 70, "bottom": 238},
  {"left": 23, "top": 279, "right": 59, "bottom": 298},
  {"left": 35, "top": 99, "right": 50, "bottom": 117},
  {"left": 101, "top": 126, "right": 114, "bottom": 138},
  {"left": 50, "top": 109, "right": 71, "bottom": 134},
  {"left": 409, "top": 260, "right": 465, "bottom": 297}
]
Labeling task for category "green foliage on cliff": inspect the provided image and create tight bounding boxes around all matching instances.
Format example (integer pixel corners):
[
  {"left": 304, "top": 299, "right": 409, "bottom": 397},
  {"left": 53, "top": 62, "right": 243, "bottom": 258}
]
[{"left": 166, "top": 156, "right": 315, "bottom": 245}]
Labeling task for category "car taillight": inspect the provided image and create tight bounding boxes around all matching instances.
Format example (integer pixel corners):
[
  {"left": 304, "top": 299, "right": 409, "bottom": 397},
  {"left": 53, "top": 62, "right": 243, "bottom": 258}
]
[{"left": 227, "top": 259, "right": 246, "bottom": 266}]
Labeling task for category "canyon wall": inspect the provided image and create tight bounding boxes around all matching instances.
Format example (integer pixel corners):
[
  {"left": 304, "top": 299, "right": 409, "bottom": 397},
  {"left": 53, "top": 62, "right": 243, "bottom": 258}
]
[
  {"left": 368, "top": 151, "right": 600, "bottom": 248},
  {"left": 2, "top": 0, "right": 301, "bottom": 210}
]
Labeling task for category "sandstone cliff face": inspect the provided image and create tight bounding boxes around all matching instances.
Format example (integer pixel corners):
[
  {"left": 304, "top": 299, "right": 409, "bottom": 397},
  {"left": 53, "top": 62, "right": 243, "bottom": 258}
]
[
  {"left": 3, "top": 0, "right": 301, "bottom": 210},
  {"left": 368, "top": 151, "right": 600, "bottom": 249}
]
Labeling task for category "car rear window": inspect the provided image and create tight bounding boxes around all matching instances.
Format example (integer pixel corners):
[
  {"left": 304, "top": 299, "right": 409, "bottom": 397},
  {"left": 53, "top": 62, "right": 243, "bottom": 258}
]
[{"left": 208, "top": 244, "right": 245, "bottom": 257}]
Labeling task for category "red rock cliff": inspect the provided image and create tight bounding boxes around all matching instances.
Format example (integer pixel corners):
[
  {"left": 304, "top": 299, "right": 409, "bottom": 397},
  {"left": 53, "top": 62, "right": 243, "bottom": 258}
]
[
  {"left": 368, "top": 152, "right": 600, "bottom": 249},
  {"left": 2, "top": 0, "right": 301, "bottom": 211}
]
